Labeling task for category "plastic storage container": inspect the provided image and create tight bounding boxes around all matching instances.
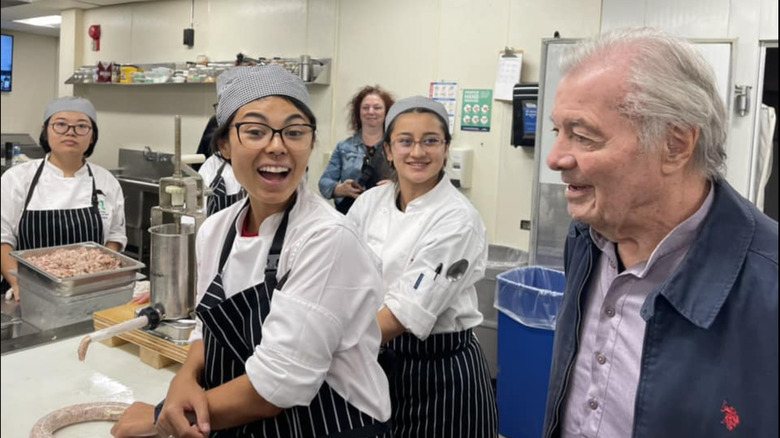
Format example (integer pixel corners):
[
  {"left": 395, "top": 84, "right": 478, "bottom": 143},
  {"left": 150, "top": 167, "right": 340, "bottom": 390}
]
[
  {"left": 19, "top": 277, "right": 134, "bottom": 331},
  {"left": 496, "top": 266, "right": 565, "bottom": 438}
]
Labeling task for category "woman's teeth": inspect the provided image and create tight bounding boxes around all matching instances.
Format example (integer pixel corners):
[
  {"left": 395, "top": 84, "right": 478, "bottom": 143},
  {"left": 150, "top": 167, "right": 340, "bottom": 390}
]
[{"left": 258, "top": 166, "right": 289, "bottom": 173}]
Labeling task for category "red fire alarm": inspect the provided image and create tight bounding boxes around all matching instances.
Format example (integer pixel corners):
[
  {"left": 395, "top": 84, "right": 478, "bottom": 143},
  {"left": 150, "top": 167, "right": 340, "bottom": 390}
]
[{"left": 88, "top": 25, "right": 101, "bottom": 51}]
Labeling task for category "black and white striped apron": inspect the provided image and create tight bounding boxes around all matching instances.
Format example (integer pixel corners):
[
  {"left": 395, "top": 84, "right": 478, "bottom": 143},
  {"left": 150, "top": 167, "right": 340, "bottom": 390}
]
[
  {"left": 194, "top": 198, "right": 391, "bottom": 437},
  {"left": 383, "top": 330, "right": 498, "bottom": 438},
  {"left": 1, "top": 160, "right": 104, "bottom": 293},
  {"left": 206, "top": 161, "right": 245, "bottom": 216}
]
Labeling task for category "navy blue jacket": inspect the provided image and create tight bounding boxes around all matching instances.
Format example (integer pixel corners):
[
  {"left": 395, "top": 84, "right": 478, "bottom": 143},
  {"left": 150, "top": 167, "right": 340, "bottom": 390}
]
[{"left": 543, "top": 180, "right": 778, "bottom": 437}]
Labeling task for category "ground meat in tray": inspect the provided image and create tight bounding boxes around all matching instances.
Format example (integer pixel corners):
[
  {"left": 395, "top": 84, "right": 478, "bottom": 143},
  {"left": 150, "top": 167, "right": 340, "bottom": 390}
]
[{"left": 25, "top": 247, "right": 121, "bottom": 279}]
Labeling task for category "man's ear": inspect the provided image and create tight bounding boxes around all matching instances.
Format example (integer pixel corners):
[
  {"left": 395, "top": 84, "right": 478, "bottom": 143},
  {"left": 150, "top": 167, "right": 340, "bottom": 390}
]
[{"left": 662, "top": 126, "right": 699, "bottom": 175}]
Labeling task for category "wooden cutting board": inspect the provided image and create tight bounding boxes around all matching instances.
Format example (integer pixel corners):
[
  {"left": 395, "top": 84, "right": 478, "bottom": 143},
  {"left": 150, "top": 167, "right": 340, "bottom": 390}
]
[{"left": 92, "top": 303, "right": 190, "bottom": 368}]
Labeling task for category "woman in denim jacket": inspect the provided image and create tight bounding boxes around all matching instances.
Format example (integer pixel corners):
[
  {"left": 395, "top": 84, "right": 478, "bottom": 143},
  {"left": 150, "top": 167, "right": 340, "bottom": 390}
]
[{"left": 318, "top": 85, "right": 394, "bottom": 214}]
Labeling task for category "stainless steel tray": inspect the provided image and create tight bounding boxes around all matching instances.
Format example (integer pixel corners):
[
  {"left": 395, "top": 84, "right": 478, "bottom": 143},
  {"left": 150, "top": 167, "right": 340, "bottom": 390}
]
[{"left": 10, "top": 242, "right": 145, "bottom": 297}]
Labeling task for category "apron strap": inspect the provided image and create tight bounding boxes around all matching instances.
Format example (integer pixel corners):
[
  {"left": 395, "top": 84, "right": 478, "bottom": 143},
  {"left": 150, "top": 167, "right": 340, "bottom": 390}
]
[
  {"left": 86, "top": 163, "right": 100, "bottom": 211},
  {"left": 22, "top": 159, "right": 46, "bottom": 211},
  {"left": 216, "top": 198, "right": 244, "bottom": 273},
  {"left": 265, "top": 193, "right": 295, "bottom": 278},
  {"left": 213, "top": 160, "right": 227, "bottom": 184}
]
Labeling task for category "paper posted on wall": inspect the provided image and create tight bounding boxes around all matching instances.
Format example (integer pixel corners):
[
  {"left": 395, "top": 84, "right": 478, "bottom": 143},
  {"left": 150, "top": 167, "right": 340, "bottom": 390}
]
[
  {"left": 494, "top": 52, "right": 523, "bottom": 101},
  {"left": 429, "top": 81, "right": 458, "bottom": 133}
]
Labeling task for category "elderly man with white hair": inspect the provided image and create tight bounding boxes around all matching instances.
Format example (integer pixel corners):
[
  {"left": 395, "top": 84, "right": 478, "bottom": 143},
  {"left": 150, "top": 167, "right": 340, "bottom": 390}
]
[{"left": 543, "top": 28, "right": 778, "bottom": 437}]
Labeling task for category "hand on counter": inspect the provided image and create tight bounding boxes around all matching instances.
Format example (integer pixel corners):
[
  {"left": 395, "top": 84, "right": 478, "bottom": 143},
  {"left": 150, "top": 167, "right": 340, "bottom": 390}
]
[
  {"left": 156, "top": 373, "right": 210, "bottom": 438},
  {"left": 110, "top": 402, "right": 158, "bottom": 437}
]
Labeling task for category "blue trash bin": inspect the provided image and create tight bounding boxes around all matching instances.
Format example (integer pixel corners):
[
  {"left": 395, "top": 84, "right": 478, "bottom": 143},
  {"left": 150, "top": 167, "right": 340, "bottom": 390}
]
[{"left": 495, "top": 266, "right": 565, "bottom": 438}]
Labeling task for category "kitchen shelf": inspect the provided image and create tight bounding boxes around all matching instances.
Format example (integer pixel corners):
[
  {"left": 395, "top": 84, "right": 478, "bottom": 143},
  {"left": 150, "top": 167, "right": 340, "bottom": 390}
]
[{"left": 65, "top": 58, "right": 331, "bottom": 86}]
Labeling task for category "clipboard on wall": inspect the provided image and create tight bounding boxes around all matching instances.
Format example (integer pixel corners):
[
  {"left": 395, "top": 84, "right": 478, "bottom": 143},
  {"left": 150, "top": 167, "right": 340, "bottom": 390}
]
[{"left": 494, "top": 47, "right": 523, "bottom": 101}]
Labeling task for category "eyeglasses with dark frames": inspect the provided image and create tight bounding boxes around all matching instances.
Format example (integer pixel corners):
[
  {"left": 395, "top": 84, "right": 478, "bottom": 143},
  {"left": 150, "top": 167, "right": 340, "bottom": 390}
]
[
  {"left": 50, "top": 122, "right": 93, "bottom": 136},
  {"left": 233, "top": 122, "right": 316, "bottom": 150}
]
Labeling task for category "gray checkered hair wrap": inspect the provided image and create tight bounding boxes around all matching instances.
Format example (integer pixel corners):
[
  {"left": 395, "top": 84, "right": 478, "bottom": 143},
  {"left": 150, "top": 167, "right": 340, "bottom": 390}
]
[
  {"left": 384, "top": 96, "right": 450, "bottom": 134},
  {"left": 216, "top": 65, "right": 311, "bottom": 126},
  {"left": 44, "top": 97, "right": 97, "bottom": 123}
]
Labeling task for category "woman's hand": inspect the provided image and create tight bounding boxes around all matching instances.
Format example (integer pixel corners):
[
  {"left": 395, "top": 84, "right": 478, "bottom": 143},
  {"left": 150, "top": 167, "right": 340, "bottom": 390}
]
[
  {"left": 6, "top": 280, "right": 19, "bottom": 302},
  {"left": 333, "top": 179, "right": 364, "bottom": 199},
  {"left": 155, "top": 374, "right": 211, "bottom": 438},
  {"left": 110, "top": 402, "right": 159, "bottom": 437}
]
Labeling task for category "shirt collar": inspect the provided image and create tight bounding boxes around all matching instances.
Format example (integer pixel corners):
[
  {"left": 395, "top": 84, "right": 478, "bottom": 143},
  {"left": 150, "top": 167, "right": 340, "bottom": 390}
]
[
  {"left": 44, "top": 154, "right": 89, "bottom": 177},
  {"left": 398, "top": 174, "right": 451, "bottom": 212}
]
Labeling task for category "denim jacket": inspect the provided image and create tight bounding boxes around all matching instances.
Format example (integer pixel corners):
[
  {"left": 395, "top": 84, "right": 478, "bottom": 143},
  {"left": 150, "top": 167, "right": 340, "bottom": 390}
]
[
  {"left": 318, "top": 132, "right": 389, "bottom": 202},
  {"left": 543, "top": 180, "right": 778, "bottom": 438}
]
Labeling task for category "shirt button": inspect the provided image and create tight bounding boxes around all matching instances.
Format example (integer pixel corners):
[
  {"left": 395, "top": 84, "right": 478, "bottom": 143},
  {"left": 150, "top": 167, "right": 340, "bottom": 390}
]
[
  {"left": 609, "top": 260, "right": 616, "bottom": 269},
  {"left": 596, "top": 352, "right": 607, "bottom": 365},
  {"left": 605, "top": 306, "right": 616, "bottom": 318},
  {"left": 588, "top": 398, "right": 599, "bottom": 410}
]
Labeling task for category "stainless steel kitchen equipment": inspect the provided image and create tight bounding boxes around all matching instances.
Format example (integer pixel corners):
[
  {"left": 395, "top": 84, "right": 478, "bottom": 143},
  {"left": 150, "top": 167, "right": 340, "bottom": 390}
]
[
  {"left": 114, "top": 148, "right": 175, "bottom": 269},
  {"left": 10, "top": 242, "right": 144, "bottom": 331},
  {"left": 143, "top": 115, "right": 206, "bottom": 340},
  {"left": 1, "top": 133, "right": 44, "bottom": 173},
  {"left": 299, "top": 54, "right": 312, "bottom": 82},
  {"left": 78, "top": 117, "right": 206, "bottom": 358},
  {"left": 10, "top": 242, "right": 144, "bottom": 297},
  {"left": 148, "top": 222, "right": 196, "bottom": 320},
  {"left": 0, "top": 313, "right": 20, "bottom": 341}
]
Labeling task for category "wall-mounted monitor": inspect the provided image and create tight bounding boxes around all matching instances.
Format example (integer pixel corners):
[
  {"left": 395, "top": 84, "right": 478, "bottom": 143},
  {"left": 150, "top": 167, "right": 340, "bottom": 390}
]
[{"left": 1, "top": 34, "right": 13, "bottom": 92}]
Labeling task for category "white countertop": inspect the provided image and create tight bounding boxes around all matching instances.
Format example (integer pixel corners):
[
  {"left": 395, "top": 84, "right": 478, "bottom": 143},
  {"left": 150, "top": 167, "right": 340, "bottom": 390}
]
[{"left": 1, "top": 335, "right": 180, "bottom": 437}]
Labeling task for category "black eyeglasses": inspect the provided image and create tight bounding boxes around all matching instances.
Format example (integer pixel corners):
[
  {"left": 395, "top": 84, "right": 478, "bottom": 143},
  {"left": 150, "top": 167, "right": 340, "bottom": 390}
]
[
  {"left": 50, "top": 122, "right": 93, "bottom": 136},
  {"left": 233, "top": 122, "right": 316, "bottom": 150}
]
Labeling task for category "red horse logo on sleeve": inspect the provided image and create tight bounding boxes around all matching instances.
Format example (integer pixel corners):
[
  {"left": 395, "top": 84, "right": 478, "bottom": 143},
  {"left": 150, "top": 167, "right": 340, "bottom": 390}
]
[{"left": 720, "top": 401, "right": 740, "bottom": 431}]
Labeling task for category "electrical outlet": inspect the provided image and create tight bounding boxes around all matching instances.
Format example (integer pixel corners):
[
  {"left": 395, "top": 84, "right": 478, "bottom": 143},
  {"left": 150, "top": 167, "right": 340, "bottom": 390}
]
[{"left": 520, "top": 220, "right": 531, "bottom": 230}]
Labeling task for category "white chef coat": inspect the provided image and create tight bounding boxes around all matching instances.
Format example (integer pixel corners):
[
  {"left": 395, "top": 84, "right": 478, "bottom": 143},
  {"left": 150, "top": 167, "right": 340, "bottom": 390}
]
[
  {"left": 198, "top": 155, "right": 242, "bottom": 196},
  {"left": 190, "top": 183, "right": 391, "bottom": 422},
  {"left": 0, "top": 156, "right": 127, "bottom": 250},
  {"left": 347, "top": 175, "right": 487, "bottom": 340}
]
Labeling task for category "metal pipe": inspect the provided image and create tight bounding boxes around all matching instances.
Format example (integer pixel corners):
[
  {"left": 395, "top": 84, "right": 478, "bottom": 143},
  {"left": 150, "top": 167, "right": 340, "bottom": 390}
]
[
  {"left": 174, "top": 115, "right": 182, "bottom": 179},
  {"left": 190, "top": 0, "right": 195, "bottom": 28}
]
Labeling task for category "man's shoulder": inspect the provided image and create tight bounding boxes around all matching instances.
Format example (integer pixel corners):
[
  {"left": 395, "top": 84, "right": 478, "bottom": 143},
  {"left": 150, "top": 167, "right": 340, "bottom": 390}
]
[{"left": 748, "top": 208, "right": 778, "bottom": 265}]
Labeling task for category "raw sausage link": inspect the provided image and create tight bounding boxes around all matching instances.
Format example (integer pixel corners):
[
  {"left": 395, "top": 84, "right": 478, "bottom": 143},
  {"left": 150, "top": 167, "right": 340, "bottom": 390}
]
[{"left": 29, "top": 402, "right": 130, "bottom": 438}]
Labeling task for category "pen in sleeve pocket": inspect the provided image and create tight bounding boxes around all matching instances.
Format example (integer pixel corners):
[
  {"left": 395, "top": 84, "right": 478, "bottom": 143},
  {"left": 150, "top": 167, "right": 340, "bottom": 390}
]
[{"left": 433, "top": 263, "right": 443, "bottom": 281}]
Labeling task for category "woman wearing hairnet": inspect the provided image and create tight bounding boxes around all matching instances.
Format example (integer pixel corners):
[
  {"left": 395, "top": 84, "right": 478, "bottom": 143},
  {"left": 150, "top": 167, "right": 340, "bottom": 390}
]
[
  {"left": 347, "top": 96, "right": 498, "bottom": 437},
  {"left": 0, "top": 97, "right": 127, "bottom": 301},
  {"left": 112, "top": 65, "right": 391, "bottom": 437}
]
